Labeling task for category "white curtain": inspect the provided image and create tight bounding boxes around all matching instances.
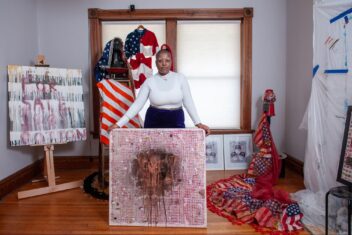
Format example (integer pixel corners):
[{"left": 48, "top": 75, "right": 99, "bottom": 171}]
[{"left": 294, "top": 0, "right": 352, "bottom": 233}]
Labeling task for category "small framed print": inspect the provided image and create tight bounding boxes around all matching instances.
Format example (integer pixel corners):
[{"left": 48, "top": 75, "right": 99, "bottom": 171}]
[
  {"left": 337, "top": 106, "right": 352, "bottom": 187},
  {"left": 224, "top": 134, "right": 253, "bottom": 170},
  {"left": 205, "top": 135, "right": 224, "bottom": 170}
]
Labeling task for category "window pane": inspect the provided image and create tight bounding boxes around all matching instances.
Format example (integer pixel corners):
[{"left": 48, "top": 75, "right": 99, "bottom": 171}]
[
  {"left": 102, "top": 21, "right": 166, "bottom": 123},
  {"left": 177, "top": 20, "right": 241, "bottom": 129}
]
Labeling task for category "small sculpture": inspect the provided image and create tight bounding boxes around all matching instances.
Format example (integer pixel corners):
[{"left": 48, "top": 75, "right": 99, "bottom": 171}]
[
  {"left": 95, "top": 37, "right": 129, "bottom": 81},
  {"left": 263, "top": 89, "right": 276, "bottom": 117}
]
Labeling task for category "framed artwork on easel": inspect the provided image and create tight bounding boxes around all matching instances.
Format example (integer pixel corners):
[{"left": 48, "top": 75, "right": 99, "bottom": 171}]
[
  {"left": 7, "top": 65, "right": 87, "bottom": 146},
  {"left": 337, "top": 106, "right": 352, "bottom": 187}
]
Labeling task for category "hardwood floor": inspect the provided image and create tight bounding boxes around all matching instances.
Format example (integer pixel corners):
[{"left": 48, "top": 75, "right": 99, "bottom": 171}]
[{"left": 0, "top": 168, "right": 309, "bottom": 235}]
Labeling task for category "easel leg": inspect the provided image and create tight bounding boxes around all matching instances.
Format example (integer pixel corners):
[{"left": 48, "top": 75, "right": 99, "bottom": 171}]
[
  {"left": 45, "top": 145, "right": 56, "bottom": 187},
  {"left": 17, "top": 144, "right": 82, "bottom": 199}
]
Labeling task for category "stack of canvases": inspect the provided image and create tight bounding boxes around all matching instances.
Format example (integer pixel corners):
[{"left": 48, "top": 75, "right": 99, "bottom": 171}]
[{"left": 207, "top": 90, "right": 304, "bottom": 234}]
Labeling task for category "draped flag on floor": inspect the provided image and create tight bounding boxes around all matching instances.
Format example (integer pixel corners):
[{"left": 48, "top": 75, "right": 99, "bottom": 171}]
[
  {"left": 97, "top": 79, "right": 141, "bottom": 145},
  {"left": 278, "top": 203, "right": 303, "bottom": 231},
  {"left": 206, "top": 89, "right": 303, "bottom": 234}
]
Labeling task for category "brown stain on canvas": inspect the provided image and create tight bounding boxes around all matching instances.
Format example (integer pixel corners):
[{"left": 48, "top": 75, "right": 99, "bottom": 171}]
[{"left": 132, "top": 149, "right": 181, "bottom": 225}]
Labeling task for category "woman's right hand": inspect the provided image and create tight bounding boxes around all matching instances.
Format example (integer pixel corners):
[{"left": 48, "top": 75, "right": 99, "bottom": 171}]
[{"left": 108, "top": 123, "right": 120, "bottom": 132}]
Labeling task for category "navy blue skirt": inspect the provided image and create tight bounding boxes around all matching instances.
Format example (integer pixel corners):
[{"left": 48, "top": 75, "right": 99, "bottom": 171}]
[{"left": 144, "top": 106, "right": 185, "bottom": 128}]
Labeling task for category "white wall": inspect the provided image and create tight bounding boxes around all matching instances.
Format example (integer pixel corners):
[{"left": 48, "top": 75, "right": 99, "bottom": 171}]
[
  {"left": 0, "top": 0, "right": 42, "bottom": 180},
  {"left": 0, "top": 0, "right": 290, "bottom": 180},
  {"left": 285, "top": 0, "right": 313, "bottom": 161}
]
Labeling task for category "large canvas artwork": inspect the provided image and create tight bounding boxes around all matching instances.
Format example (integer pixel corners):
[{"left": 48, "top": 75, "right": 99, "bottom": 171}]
[
  {"left": 337, "top": 106, "right": 352, "bottom": 187},
  {"left": 109, "top": 129, "right": 206, "bottom": 227},
  {"left": 8, "top": 65, "right": 86, "bottom": 146}
]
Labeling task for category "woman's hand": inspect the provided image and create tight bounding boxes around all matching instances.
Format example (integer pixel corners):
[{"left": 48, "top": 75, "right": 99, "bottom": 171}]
[
  {"left": 196, "top": 123, "right": 210, "bottom": 136},
  {"left": 108, "top": 123, "right": 120, "bottom": 132}
]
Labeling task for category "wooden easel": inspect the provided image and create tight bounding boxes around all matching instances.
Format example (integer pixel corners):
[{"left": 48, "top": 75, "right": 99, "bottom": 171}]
[
  {"left": 17, "top": 56, "right": 83, "bottom": 199},
  {"left": 18, "top": 144, "right": 83, "bottom": 199}
]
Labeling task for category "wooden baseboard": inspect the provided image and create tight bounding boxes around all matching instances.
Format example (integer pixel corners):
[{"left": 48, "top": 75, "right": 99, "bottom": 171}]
[
  {"left": 0, "top": 156, "right": 100, "bottom": 200},
  {"left": 285, "top": 154, "right": 304, "bottom": 176},
  {"left": 54, "top": 156, "right": 100, "bottom": 169},
  {"left": 0, "top": 159, "right": 42, "bottom": 200}
]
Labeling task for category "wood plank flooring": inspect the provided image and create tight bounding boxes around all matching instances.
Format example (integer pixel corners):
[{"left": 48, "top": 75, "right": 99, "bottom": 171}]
[{"left": 0, "top": 168, "right": 309, "bottom": 235}]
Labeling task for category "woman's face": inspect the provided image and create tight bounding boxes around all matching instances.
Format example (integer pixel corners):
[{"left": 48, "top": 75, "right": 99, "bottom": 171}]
[{"left": 156, "top": 52, "right": 171, "bottom": 76}]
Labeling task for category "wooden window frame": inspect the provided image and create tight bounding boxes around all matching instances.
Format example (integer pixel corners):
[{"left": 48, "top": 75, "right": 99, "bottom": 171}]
[{"left": 88, "top": 8, "right": 253, "bottom": 137}]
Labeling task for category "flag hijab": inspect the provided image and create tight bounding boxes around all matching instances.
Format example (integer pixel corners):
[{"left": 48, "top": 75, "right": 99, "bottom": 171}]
[
  {"left": 159, "top": 44, "right": 174, "bottom": 72},
  {"left": 97, "top": 79, "right": 141, "bottom": 145}
]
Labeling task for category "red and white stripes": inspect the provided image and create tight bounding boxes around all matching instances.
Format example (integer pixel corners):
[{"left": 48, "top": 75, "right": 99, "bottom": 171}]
[{"left": 97, "top": 79, "right": 141, "bottom": 145}]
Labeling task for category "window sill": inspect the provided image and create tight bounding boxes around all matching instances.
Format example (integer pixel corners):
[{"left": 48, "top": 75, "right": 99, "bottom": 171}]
[{"left": 210, "top": 129, "right": 254, "bottom": 135}]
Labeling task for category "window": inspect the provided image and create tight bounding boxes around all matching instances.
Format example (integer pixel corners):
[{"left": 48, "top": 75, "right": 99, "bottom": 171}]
[
  {"left": 177, "top": 20, "right": 241, "bottom": 128},
  {"left": 89, "top": 8, "right": 253, "bottom": 136}
]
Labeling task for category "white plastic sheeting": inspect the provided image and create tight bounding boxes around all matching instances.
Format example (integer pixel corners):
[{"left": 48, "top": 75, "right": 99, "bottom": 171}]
[{"left": 294, "top": 0, "right": 352, "bottom": 233}]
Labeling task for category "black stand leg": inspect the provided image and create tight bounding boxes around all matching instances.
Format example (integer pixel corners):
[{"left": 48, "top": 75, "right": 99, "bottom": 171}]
[
  {"left": 326, "top": 190, "right": 330, "bottom": 235},
  {"left": 98, "top": 143, "right": 105, "bottom": 188}
]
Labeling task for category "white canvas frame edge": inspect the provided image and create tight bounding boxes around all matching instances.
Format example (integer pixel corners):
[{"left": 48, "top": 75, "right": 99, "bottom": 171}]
[
  {"left": 108, "top": 129, "right": 207, "bottom": 227},
  {"left": 223, "top": 134, "right": 253, "bottom": 170}
]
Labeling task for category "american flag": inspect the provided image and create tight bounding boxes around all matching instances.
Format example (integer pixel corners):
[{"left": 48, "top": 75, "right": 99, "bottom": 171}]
[
  {"left": 97, "top": 79, "right": 141, "bottom": 145},
  {"left": 124, "top": 29, "right": 158, "bottom": 89},
  {"left": 278, "top": 203, "right": 303, "bottom": 231},
  {"left": 255, "top": 199, "right": 282, "bottom": 228},
  {"left": 253, "top": 113, "right": 272, "bottom": 152},
  {"left": 251, "top": 112, "right": 281, "bottom": 183},
  {"left": 255, "top": 207, "right": 274, "bottom": 227}
]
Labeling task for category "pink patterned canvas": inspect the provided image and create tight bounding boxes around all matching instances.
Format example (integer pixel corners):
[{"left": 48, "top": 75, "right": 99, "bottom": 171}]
[{"left": 109, "top": 129, "right": 206, "bottom": 227}]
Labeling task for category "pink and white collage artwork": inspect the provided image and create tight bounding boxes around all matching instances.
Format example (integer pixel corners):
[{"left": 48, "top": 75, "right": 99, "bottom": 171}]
[
  {"left": 8, "top": 65, "right": 86, "bottom": 146},
  {"left": 109, "top": 129, "right": 207, "bottom": 227}
]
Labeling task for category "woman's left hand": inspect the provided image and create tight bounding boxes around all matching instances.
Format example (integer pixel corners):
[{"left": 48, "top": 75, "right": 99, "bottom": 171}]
[{"left": 196, "top": 123, "right": 210, "bottom": 136}]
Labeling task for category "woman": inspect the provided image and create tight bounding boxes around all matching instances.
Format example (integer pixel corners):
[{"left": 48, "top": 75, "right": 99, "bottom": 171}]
[{"left": 108, "top": 45, "right": 209, "bottom": 135}]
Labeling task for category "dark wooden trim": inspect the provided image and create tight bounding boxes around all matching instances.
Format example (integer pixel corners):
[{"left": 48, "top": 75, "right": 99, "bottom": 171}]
[
  {"left": 244, "top": 7, "right": 254, "bottom": 17},
  {"left": 166, "top": 19, "right": 177, "bottom": 71},
  {"left": 240, "top": 8, "right": 253, "bottom": 131},
  {"left": 88, "top": 9, "right": 247, "bottom": 21},
  {"left": 285, "top": 154, "right": 304, "bottom": 176},
  {"left": 89, "top": 9, "right": 103, "bottom": 136},
  {"left": 0, "top": 156, "right": 100, "bottom": 199},
  {"left": 89, "top": 8, "right": 253, "bottom": 136},
  {"left": 54, "top": 156, "right": 99, "bottom": 169},
  {"left": 0, "top": 160, "right": 41, "bottom": 200}
]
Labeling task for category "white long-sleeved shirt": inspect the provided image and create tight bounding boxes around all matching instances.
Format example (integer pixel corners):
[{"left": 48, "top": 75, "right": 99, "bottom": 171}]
[{"left": 116, "top": 71, "right": 201, "bottom": 127}]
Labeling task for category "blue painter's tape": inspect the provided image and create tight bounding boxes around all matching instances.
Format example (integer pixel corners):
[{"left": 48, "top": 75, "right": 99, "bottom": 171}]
[
  {"left": 313, "top": 65, "right": 319, "bottom": 77},
  {"left": 330, "top": 8, "right": 352, "bottom": 23},
  {"left": 324, "top": 69, "right": 348, "bottom": 74}
]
